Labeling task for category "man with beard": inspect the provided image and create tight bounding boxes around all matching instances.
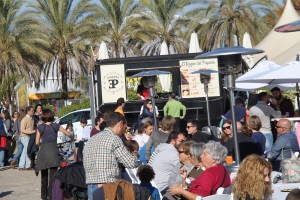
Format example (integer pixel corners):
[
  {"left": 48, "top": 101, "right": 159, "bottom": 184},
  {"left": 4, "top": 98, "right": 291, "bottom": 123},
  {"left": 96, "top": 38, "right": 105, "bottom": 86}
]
[
  {"left": 270, "top": 87, "right": 294, "bottom": 117},
  {"left": 150, "top": 132, "right": 185, "bottom": 192}
]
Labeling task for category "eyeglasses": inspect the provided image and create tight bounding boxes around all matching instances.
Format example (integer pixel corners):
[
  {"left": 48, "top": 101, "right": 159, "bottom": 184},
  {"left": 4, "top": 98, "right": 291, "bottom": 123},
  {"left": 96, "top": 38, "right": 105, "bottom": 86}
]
[
  {"left": 186, "top": 126, "right": 195, "bottom": 129},
  {"left": 176, "top": 139, "right": 185, "bottom": 143},
  {"left": 178, "top": 150, "right": 185, "bottom": 154},
  {"left": 275, "top": 125, "right": 285, "bottom": 129},
  {"left": 222, "top": 126, "right": 231, "bottom": 130}
]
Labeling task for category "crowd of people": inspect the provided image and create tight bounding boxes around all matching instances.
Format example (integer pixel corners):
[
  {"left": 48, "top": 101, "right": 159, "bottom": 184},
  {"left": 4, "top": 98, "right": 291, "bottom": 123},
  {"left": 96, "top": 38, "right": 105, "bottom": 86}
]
[
  {"left": 1, "top": 86, "right": 300, "bottom": 200},
  {"left": 83, "top": 88, "right": 300, "bottom": 200}
]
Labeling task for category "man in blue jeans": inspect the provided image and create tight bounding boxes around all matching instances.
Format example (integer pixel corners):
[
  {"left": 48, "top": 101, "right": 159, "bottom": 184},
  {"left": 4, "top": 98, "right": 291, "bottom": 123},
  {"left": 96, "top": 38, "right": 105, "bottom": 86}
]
[
  {"left": 10, "top": 111, "right": 23, "bottom": 168},
  {"left": 19, "top": 106, "right": 36, "bottom": 170},
  {"left": 267, "top": 119, "right": 299, "bottom": 171},
  {"left": 83, "top": 112, "right": 137, "bottom": 200}
]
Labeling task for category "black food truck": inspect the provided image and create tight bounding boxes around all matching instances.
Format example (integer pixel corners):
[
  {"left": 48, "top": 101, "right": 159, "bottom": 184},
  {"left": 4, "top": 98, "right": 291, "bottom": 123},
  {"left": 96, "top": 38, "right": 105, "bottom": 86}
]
[{"left": 92, "top": 53, "right": 230, "bottom": 132}]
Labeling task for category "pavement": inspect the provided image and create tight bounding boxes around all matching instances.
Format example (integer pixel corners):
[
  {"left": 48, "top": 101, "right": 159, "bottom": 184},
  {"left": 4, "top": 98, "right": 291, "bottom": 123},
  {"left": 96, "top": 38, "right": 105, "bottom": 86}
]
[
  {"left": 0, "top": 155, "right": 76, "bottom": 200},
  {"left": 0, "top": 165, "right": 41, "bottom": 200}
]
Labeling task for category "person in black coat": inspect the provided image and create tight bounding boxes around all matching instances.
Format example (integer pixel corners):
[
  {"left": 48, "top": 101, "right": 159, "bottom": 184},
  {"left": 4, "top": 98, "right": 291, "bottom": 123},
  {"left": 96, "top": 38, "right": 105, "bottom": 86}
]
[
  {"left": 186, "top": 120, "right": 208, "bottom": 143},
  {"left": 223, "top": 122, "right": 260, "bottom": 161}
]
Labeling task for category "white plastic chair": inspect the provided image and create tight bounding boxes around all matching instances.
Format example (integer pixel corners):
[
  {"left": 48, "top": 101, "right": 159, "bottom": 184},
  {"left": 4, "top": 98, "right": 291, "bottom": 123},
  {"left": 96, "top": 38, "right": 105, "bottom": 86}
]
[{"left": 200, "top": 194, "right": 232, "bottom": 200}]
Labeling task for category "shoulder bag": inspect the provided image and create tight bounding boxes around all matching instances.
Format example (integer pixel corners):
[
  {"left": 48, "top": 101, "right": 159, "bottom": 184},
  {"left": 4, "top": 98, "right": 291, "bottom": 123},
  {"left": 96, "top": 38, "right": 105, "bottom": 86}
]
[{"left": 274, "top": 148, "right": 300, "bottom": 183}]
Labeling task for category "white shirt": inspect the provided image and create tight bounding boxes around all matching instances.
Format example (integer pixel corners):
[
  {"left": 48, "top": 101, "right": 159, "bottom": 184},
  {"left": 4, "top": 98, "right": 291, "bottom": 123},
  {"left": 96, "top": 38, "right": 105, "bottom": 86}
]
[
  {"left": 132, "top": 134, "right": 143, "bottom": 149},
  {"left": 82, "top": 126, "right": 90, "bottom": 140}
]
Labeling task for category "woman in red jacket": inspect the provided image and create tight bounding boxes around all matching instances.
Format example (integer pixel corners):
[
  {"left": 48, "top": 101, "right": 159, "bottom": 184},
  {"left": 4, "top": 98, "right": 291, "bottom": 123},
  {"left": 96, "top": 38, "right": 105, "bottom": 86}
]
[{"left": 168, "top": 141, "right": 231, "bottom": 199}]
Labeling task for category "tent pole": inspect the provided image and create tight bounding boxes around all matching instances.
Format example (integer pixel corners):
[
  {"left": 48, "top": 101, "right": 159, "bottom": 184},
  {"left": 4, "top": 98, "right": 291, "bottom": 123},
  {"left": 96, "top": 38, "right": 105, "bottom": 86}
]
[{"left": 296, "top": 54, "right": 300, "bottom": 117}]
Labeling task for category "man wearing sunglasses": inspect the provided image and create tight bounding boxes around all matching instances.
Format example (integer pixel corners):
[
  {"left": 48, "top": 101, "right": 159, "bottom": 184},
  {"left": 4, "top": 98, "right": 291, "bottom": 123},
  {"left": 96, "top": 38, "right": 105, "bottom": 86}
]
[
  {"left": 267, "top": 119, "right": 299, "bottom": 171},
  {"left": 186, "top": 120, "right": 208, "bottom": 143}
]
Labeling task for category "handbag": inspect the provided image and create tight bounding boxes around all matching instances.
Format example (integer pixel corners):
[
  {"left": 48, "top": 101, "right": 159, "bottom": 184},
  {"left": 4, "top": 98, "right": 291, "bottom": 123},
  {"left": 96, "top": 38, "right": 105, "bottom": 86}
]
[
  {"left": 0, "top": 136, "right": 7, "bottom": 148},
  {"left": 279, "top": 148, "right": 300, "bottom": 183}
]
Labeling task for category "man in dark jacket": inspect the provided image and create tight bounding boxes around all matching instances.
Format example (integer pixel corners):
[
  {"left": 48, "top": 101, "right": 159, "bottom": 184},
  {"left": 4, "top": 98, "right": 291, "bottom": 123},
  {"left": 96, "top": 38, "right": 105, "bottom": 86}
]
[{"left": 186, "top": 120, "right": 208, "bottom": 143}]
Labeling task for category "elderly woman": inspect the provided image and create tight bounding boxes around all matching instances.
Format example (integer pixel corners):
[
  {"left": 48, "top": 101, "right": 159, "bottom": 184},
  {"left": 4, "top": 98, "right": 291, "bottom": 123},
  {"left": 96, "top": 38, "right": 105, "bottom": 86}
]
[
  {"left": 233, "top": 154, "right": 272, "bottom": 200},
  {"left": 168, "top": 141, "right": 231, "bottom": 199}
]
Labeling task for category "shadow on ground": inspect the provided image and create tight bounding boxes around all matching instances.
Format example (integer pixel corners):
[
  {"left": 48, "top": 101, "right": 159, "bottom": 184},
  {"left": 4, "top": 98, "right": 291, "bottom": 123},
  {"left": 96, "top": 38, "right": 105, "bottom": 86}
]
[{"left": 0, "top": 191, "right": 13, "bottom": 198}]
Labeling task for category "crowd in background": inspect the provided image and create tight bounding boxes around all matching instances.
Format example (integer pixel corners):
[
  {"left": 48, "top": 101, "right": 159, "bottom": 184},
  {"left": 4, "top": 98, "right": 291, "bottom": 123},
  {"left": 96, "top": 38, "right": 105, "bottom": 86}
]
[{"left": 1, "top": 86, "right": 300, "bottom": 200}]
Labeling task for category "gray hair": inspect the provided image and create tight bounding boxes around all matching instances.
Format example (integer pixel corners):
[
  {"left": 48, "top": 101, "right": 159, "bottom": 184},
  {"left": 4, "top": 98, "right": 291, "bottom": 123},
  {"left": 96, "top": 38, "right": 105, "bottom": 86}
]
[
  {"left": 203, "top": 141, "right": 228, "bottom": 165},
  {"left": 189, "top": 142, "right": 205, "bottom": 163}
]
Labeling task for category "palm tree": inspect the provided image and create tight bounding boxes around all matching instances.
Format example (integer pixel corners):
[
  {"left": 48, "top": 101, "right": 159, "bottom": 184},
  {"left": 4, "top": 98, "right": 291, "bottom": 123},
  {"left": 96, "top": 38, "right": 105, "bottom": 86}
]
[
  {"left": 92, "top": 0, "right": 149, "bottom": 58},
  {"left": 0, "top": 0, "right": 51, "bottom": 103},
  {"left": 140, "top": 0, "right": 193, "bottom": 55},
  {"left": 29, "top": 0, "right": 99, "bottom": 99},
  {"left": 189, "top": 0, "right": 280, "bottom": 51}
]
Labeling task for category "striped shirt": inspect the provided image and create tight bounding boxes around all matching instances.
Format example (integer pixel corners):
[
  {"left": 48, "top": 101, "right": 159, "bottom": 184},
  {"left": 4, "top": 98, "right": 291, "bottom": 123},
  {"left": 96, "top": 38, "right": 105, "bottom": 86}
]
[{"left": 83, "top": 127, "right": 137, "bottom": 184}]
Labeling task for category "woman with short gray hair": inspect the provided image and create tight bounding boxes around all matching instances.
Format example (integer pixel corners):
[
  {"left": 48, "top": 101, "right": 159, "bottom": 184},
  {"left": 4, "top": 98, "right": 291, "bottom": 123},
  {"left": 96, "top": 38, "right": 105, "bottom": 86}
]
[
  {"left": 168, "top": 141, "right": 230, "bottom": 199},
  {"left": 203, "top": 141, "right": 228, "bottom": 165}
]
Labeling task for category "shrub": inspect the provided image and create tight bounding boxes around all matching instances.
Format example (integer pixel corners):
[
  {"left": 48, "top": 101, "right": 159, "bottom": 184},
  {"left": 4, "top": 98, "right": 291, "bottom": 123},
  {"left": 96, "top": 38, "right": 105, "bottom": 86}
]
[{"left": 58, "top": 98, "right": 90, "bottom": 118}]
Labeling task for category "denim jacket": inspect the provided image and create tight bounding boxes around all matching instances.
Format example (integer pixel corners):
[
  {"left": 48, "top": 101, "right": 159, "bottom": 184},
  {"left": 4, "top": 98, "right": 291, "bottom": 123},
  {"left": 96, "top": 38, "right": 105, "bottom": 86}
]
[{"left": 268, "top": 131, "right": 299, "bottom": 161}]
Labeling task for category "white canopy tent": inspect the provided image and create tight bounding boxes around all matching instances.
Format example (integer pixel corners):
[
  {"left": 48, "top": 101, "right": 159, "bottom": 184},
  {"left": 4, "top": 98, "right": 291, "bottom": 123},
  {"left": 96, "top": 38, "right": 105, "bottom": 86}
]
[{"left": 253, "top": 0, "right": 300, "bottom": 65}]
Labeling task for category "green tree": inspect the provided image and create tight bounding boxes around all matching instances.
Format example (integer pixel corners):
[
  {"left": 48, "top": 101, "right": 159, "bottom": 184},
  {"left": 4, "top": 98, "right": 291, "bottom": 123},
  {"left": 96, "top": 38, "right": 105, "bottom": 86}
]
[
  {"left": 29, "top": 0, "right": 99, "bottom": 99},
  {"left": 189, "top": 0, "right": 280, "bottom": 51},
  {"left": 140, "top": 0, "right": 193, "bottom": 55},
  {"left": 93, "top": 0, "right": 149, "bottom": 58},
  {"left": 0, "top": 0, "right": 51, "bottom": 103}
]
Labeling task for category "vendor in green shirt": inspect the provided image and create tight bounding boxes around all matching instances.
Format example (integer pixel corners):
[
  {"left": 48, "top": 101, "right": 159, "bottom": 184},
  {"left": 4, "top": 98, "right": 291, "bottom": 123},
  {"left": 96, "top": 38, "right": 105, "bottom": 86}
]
[{"left": 164, "top": 93, "right": 186, "bottom": 132}]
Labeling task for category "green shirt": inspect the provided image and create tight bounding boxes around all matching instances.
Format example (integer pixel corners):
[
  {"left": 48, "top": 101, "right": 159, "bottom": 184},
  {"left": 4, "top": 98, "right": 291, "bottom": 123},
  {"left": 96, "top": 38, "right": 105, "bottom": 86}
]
[{"left": 163, "top": 99, "right": 186, "bottom": 118}]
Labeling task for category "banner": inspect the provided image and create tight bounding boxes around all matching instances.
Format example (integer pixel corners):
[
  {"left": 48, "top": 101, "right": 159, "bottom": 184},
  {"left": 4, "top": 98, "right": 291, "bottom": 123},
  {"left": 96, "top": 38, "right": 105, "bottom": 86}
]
[
  {"left": 100, "top": 64, "right": 126, "bottom": 103},
  {"left": 179, "top": 59, "right": 220, "bottom": 98}
]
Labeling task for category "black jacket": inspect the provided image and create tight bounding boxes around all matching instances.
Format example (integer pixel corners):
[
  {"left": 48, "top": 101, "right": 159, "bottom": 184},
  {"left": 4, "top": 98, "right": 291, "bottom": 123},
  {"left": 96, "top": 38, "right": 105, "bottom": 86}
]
[
  {"left": 224, "top": 132, "right": 260, "bottom": 161},
  {"left": 189, "top": 131, "right": 209, "bottom": 143}
]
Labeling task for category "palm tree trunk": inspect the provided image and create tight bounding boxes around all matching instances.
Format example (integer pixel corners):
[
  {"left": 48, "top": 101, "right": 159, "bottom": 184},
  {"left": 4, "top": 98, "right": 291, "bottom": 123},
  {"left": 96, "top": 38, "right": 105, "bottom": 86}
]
[{"left": 61, "top": 56, "right": 68, "bottom": 99}]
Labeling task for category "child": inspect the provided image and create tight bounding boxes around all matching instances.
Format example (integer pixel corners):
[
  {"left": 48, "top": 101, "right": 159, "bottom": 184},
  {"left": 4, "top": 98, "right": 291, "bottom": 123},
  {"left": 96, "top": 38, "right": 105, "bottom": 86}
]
[
  {"left": 137, "top": 165, "right": 161, "bottom": 200},
  {"left": 62, "top": 122, "right": 76, "bottom": 153},
  {"left": 80, "top": 118, "right": 90, "bottom": 141},
  {"left": 133, "top": 124, "right": 145, "bottom": 149},
  {"left": 141, "top": 121, "right": 154, "bottom": 147}
]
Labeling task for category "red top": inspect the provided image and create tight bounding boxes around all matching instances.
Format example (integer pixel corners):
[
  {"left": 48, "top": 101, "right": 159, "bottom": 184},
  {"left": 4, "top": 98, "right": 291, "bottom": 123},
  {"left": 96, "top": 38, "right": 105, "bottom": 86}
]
[
  {"left": 189, "top": 165, "right": 231, "bottom": 197},
  {"left": 142, "top": 88, "right": 149, "bottom": 99}
]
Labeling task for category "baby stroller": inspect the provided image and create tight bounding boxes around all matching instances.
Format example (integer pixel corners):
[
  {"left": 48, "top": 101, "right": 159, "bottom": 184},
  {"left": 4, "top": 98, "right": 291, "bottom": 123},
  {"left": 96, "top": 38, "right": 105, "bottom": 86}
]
[{"left": 52, "top": 161, "right": 87, "bottom": 200}]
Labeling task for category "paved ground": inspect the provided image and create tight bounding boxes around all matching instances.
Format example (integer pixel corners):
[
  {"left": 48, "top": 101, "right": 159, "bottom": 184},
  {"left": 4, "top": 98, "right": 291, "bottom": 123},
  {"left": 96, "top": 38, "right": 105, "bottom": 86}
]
[
  {"left": 0, "top": 165, "right": 41, "bottom": 200},
  {"left": 0, "top": 154, "right": 75, "bottom": 200}
]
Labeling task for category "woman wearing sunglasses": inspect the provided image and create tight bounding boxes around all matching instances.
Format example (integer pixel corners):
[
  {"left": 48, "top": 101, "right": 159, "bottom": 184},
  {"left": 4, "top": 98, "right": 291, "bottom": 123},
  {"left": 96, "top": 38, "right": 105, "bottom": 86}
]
[{"left": 220, "top": 120, "right": 233, "bottom": 146}]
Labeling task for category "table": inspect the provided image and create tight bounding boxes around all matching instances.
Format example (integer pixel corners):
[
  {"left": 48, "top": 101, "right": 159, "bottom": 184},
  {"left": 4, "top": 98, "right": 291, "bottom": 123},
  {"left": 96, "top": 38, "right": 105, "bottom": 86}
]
[
  {"left": 271, "top": 117, "right": 300, "bottom": 122},
  {"left": 272, "top": 182, "right": 300, "bottom": 200}
]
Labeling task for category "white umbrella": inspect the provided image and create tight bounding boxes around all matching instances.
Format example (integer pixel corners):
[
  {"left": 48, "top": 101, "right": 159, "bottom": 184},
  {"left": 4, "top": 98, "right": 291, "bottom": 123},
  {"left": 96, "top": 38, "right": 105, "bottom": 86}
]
[
  {"left": 160, "top": 41, "right": 168, "bottom": 55},
  {"left": 189, "top": 32, "right": 202, "bottom": 53},
  {"left": 242, "top": 32, "right": 254, "bottom": 68},
  {"left": 235, "top": 60, "right": 296, "bottom": 91},
  {"left": 248, "top": 61, "right": 300, "bottom": 84},
  {"left": 159, "top": 41, "right": 171, "bottom": 90},
  {"left": 97, "top": 41, "right": 109, "bottom": 60}
]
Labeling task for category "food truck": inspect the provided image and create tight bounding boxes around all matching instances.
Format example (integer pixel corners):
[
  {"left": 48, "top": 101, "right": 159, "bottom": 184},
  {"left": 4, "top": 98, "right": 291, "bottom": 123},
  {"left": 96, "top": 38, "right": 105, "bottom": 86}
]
[{"left": 93, "top": 53, "right": 228, "bottom": 130}]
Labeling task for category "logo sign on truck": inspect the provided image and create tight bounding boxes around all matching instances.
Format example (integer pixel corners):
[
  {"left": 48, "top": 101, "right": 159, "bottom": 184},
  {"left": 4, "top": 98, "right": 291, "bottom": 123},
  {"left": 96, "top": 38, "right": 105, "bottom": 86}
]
[{"left": 101, "top": 64, "right": 126, "bottom": 103}]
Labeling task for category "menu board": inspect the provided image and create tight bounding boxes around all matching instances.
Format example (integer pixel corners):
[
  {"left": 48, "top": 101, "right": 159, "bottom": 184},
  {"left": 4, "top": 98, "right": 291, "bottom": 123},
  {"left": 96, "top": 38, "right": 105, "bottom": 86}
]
[{"left": 179, "top": 59, "right": 220, "bottom": 98}]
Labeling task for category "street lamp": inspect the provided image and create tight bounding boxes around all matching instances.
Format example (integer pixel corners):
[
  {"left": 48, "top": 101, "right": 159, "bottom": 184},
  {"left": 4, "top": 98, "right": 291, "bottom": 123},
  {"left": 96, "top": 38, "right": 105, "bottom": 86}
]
[
  {"left": 131, "top": 70, "right": 170, "bottom": 130},
  {"left": 196, "top": 46, "right": 264, "bottom": 167},
  {"left": 191, "top": 69, "right": 218, "bottom": 127}
]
